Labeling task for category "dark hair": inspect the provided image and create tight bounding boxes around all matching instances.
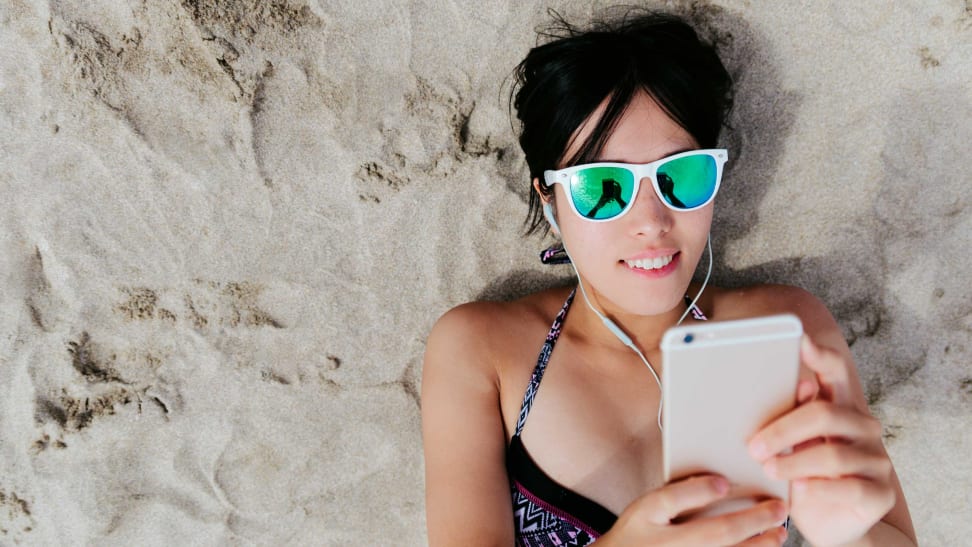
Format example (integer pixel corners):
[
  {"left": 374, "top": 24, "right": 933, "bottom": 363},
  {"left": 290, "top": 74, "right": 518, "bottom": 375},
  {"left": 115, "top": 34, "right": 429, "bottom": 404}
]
[{"left": 511, "top": 10, "right": 734, "bottom": 234}]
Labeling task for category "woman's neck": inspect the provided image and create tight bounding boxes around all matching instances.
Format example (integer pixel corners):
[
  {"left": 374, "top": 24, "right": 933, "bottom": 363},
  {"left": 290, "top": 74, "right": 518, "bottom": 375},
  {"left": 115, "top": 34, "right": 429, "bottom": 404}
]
[{"left": 565, "top": 281, "right": 701, "bottom": 355}]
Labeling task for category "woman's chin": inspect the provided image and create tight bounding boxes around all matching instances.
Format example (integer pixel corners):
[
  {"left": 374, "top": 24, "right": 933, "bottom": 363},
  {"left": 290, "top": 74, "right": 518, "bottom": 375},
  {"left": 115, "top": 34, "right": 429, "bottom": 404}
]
[{"left": 598, "top": 290, "right": 689, "bottom": 319}]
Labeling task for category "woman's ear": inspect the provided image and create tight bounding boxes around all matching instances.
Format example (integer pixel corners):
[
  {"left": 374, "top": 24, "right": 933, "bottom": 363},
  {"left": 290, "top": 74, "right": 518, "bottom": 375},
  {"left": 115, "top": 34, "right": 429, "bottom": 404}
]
[
  {"left": 534, "top": 178, "right": 560, "bottom": 235},
  {"left": 532, "top": 177, "right": 545, "bottom": 199}
]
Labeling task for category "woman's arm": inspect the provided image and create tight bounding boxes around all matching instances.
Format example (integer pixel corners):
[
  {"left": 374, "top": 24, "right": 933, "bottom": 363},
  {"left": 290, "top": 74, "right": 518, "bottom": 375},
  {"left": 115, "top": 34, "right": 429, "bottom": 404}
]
[
  {"left": 750, "top": 286, "right": 917, "bottom": 546},
  {"left": 421, "top": 304, "right": 514, "bottom": 546}
]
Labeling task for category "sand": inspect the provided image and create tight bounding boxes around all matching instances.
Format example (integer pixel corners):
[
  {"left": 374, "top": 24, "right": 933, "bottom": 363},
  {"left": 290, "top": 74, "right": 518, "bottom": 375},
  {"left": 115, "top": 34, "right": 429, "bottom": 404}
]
[{"left": 0, "top": 0, "right": 969, "bottom": 544}]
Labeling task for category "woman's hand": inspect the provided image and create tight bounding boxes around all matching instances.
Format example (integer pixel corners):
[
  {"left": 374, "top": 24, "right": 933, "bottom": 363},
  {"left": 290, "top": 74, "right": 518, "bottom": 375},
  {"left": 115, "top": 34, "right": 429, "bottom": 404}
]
[
  {"left": 599, "top": 475, "right": 788, "bottom": 546},
  {"left": 748, "top": 337, "right": 897, "bottom": 546}
]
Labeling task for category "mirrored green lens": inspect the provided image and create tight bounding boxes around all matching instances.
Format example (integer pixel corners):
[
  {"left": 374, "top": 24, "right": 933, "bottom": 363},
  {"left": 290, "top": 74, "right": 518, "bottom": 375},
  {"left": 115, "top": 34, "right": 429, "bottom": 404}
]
[
  {"left": 569, "top": 167, "right": 635, "bottom": 219},
  {"left": 656, "top": 154, "right": 717, "bottom": 209}
]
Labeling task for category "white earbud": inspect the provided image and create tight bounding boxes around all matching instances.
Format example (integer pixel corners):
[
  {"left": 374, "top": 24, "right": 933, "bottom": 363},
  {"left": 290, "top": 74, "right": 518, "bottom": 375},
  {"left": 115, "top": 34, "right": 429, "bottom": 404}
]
[{"left": 542, "top": 202, "right": 560, "bottom": 233}]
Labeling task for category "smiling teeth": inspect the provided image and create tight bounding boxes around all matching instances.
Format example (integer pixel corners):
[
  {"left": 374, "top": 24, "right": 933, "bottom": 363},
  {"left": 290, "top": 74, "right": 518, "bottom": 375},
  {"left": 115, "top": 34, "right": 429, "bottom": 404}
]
[{"left": 626, "top": 255, "right": 674, "bottom": 270}]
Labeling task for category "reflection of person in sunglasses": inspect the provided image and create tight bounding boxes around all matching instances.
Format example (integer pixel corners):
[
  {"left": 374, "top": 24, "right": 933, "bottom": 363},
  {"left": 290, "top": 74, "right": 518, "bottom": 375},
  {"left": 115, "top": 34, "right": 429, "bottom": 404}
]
[
  {"left": 423, "top": 8, "right": 916, "bottom": 547},
  {"left": 656, "top": 173, "right": 686, "bottom": 209},
  {"left": 585, "top": 177, "right": 628, "bottom": 218}
]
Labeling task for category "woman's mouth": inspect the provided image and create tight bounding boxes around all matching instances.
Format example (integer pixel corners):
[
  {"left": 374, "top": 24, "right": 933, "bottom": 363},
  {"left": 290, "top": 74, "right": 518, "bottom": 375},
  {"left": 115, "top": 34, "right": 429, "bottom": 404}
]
[
  {"left": 622, "top": 252, "right": 680, "bottom": 276},
  {"left": 625, "top": 254, "right": 674, "bottom": 270}
]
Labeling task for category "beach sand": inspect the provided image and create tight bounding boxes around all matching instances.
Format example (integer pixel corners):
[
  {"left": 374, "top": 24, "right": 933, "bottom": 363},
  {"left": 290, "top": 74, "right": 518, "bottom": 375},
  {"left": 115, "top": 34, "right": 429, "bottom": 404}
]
[{"left": 1, "top": 0, "right": 969, "bottom": 544}]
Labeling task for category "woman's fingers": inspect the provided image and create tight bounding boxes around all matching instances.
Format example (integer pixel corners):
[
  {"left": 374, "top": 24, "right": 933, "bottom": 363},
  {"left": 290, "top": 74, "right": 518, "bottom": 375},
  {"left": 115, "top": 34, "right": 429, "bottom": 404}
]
[
  {"left": 734, "top": 525, "right": 788, "bottom": 547},
  {"left": 640, "top": 475, "right": 730, "bottom": 523},
  {"left": 684, "top": 499, "right": 788, "bottom": 546},
  {"left": 749, "top": 401, "right": 882, "bottom": 460},
  {"left": 762, "top": 439, "right": 892, "bottom": 481},
  {"left": 800, "top": 336, "right": 853, "bottom": 406},
  {"left": 796, "top": 378, "right": 818, "bottom": 404},
  {"left": 618, "top": 482, "right": 787, "bottom": 546}
]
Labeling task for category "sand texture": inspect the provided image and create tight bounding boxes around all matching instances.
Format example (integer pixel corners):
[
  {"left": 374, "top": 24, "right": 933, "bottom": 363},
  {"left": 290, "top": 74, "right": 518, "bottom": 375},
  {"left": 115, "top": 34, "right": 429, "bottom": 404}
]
[{"left": 0, "top": 0, "right": 969, "bottom": 545}]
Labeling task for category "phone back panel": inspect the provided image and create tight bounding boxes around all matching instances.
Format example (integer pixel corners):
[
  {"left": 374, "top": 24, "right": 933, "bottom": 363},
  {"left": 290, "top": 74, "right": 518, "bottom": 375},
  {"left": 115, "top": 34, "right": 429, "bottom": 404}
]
[{"left": 661, "top": 314, "right": 802, "bottom": 501}]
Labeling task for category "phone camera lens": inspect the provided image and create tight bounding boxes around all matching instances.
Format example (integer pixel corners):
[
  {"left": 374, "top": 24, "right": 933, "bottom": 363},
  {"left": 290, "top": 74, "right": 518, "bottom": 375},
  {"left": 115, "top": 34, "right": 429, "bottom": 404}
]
[{"left": 683, "top": 334, "right": 694, "bottom": 343}]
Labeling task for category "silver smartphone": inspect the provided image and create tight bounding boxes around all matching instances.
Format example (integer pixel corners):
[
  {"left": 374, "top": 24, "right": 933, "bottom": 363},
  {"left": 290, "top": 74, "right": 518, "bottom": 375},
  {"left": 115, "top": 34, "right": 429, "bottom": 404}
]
[{"left": 661, "top": 314, "right": 802, "bottom": 512}]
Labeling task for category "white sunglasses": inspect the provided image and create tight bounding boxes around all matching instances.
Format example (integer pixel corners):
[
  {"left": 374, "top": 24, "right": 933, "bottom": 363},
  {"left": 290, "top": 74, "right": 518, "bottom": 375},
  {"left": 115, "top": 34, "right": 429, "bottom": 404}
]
[{"left": 543, "top": 149, "right": 728, "bottom": 221}]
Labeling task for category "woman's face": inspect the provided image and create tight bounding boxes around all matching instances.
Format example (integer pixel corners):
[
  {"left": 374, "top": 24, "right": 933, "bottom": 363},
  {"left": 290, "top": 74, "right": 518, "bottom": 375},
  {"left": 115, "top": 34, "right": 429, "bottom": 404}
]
[{"left": 540, "top": 91, "right": 713, "bottom": 317}]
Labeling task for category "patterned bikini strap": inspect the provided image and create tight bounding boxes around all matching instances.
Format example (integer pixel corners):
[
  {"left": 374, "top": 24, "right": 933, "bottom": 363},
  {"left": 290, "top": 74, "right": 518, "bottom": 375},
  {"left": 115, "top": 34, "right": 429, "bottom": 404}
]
[{"left": 513, "top": 288, "right": 576, "bottom": 437}]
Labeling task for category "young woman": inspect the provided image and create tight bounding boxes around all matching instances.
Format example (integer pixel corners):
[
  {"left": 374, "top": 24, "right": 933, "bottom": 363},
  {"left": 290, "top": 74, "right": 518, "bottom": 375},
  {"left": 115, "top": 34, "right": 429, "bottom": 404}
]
[{"left": 421, "top": 11, "right": 916, "bottom": 547}]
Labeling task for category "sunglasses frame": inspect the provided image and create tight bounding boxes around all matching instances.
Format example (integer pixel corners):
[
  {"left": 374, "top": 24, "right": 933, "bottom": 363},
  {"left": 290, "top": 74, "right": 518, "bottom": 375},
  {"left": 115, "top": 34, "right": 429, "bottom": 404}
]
[{"left": 543, "top": 148, "right": 728, "bottom": 222}]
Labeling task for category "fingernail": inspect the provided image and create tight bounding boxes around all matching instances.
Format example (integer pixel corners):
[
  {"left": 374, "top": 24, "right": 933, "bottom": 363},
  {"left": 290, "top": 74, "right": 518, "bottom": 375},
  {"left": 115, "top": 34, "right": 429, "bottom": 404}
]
[
  {"left": 796, "top": 380, "right": 813, "bottom": 403},
  {"left": 801, "top": 336, "right": 818, "bottom": 358},
  {"left": 793, "top": 479, "right": 808, "bottom": 492},
  {"left": 749, "top": 438, "right": 769, "bottom": 459},
  {"left": 713, "top": 476, "right": 729, "bottom": 495}
]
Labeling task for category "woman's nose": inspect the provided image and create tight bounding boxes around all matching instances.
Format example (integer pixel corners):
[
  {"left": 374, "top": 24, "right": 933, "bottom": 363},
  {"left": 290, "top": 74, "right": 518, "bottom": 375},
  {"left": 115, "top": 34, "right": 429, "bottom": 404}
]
[{"left": 625, "top": 177, "right": 673, "bottom": 235}]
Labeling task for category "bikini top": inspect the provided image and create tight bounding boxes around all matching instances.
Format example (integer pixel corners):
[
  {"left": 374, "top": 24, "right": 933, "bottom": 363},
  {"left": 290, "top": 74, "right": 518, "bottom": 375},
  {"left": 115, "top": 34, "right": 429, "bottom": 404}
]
[{"left": 507, "top": 288, "right": 708, "bottom": 546}]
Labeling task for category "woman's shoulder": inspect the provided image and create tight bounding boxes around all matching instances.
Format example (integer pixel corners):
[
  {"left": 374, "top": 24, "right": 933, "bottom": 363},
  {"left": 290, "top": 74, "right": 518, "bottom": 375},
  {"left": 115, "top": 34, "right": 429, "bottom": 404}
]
[
  {"left": 425, "top": 286, "right": 575, "bottom": 371},
  {"left": 707, "top": 283, "right": 841, "bottom": 340},
  {"left": 703, "top": 284, "right": 844, "bottom": 347},
  {"left": 708, "top": 283, "right": 817, "bottom": 314}
]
